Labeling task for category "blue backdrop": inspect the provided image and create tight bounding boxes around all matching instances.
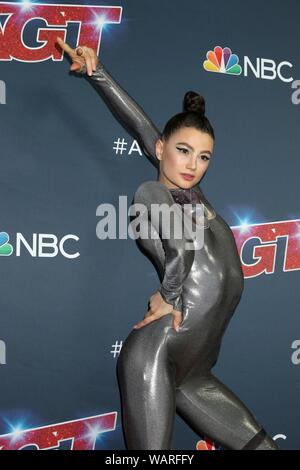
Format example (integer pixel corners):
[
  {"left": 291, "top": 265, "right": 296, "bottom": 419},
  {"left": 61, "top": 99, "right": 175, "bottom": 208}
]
[{"left": 0, "top": 0, "right": 299, "bottom": 450}]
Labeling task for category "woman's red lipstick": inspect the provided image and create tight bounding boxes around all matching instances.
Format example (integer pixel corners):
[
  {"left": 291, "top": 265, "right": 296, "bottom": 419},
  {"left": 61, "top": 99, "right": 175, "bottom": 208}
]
[{"left": 181, "top": 173, "right": 194, "bottom": 181}]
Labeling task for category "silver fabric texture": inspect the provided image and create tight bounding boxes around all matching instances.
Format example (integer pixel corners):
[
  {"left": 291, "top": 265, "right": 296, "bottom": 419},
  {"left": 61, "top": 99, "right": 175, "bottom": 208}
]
[{"left": 85, "top": 63, "right": 279, "bottom": 450}]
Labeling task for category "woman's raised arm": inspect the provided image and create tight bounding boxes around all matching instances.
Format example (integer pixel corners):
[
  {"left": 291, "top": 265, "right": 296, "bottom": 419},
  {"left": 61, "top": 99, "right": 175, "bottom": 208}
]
[
  {"left": 56, "top": 37, "right": 161, "bottom": 169},
  {"left": 85, "top": 62, "right": 161, "bottom": 169}
]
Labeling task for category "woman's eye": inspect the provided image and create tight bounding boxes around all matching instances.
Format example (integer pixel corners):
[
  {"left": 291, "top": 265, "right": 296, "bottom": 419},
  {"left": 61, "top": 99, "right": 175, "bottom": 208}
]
[
  {"left": 176, "top": 147, "right": 210, "bottom": 161},
  {"left": 176, "top": 147, "right": 189, "bottom": 154}
]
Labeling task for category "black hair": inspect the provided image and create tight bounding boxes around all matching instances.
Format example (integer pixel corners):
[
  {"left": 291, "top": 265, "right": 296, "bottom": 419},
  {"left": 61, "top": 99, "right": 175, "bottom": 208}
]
[{"left": 161, "top": 91, "right": 215, "bottom": 142}]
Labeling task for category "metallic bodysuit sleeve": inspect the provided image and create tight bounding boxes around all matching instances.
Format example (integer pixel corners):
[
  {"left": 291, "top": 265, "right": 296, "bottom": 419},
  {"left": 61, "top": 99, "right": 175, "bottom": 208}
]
[
  {"left": 134, "top": 180, "right": 194, "bottom": 310},
  {"left": 85, "top": 62, "right": 160, "bottom": 168}
]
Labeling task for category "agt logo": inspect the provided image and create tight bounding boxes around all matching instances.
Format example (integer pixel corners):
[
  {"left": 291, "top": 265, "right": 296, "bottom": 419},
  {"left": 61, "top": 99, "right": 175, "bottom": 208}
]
[
  {"left": 0, "top": 412, "right": 117, "bottom": 450},
  {"left": 0, "top": 231, "right": 79, "bottom": 258},
  {"left": 232, "top": 218, "right": 300, "bottom": 278},
  {"left": 203, "top": 45, "right": 294, "bottom": 83},
  {"left": 0, "top": 412, "right": 232, "bottom": 450},
  {"left": 0, "top": 1, "right": 122, "bottom": 62}
]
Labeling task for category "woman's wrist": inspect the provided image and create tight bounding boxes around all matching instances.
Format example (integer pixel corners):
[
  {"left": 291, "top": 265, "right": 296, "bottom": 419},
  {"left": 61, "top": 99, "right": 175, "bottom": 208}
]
[{"left": 159, "top": 288, "right": 182, "bottom": 311}]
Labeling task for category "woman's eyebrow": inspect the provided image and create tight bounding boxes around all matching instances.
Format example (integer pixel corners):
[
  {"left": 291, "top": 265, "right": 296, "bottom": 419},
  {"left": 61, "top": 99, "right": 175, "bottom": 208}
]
[{"left": 176, "top": 142, "right": 212, "bottom": 155}]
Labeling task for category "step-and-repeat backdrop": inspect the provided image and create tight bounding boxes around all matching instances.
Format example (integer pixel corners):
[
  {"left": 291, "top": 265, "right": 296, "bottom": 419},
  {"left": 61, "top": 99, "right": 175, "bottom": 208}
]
[{"left": 0, "top": 0, "right": 299, "bottom": 450}]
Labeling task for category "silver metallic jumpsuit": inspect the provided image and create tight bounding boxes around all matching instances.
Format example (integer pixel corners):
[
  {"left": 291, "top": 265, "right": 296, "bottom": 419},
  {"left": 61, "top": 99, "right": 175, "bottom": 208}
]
[{"left": 85, "top": 62, "right": 279, "bottom": 450}]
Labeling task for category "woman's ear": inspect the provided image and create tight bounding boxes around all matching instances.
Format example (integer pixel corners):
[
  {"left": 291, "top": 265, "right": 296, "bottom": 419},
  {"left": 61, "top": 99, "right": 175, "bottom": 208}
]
[{"left": 155, "top": 138, "right": 164, "bottom": 161}]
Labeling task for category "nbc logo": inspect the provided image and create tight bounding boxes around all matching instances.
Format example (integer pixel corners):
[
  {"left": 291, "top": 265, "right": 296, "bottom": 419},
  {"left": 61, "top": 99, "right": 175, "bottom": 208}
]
[
  {"left": 203, "top": 45, "right": 293, "bottom": 82},
  {"left": 0, "top": 232, "right": 13, "bottom": 256},
  {"left": 0, "top": 231, "right": 79, "bottom": 258},
  {"left": 203, "top": 46, "right": 241, "bottom": 75}
]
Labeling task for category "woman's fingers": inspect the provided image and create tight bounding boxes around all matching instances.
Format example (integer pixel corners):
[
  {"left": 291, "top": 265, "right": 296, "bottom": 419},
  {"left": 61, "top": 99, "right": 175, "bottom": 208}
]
[
  {"left": 70, "top": 61, "right": 84, "bottom": 72},
  {"left": 56, "top": 38, "right": 98, "bottom": 75},
  {"left": 172, "top": 310, "right": 182, "bottom": 331},
  {"left": 56, "top": 37, "right": 76, "bottom": 59},
  {"left": 83, "top": 48, "right": 94, "bottom": 76},
  {"left": 76, "top": 46, "right": 94, "bottom": 76},
  {"left": 133, "top": 308, "right": 183, "bottom": 331},
  {"left": 89, "top": 49, "right": 98, "bottom": 70},
  {"left": 133, "top": 312, "right": 157, "bottom": 329},
  {"left": 56, "top": 37, "right": 85, "bottom": 73},
  {"left": 75, "top": 46, "right": 84, "bottom": 56}
]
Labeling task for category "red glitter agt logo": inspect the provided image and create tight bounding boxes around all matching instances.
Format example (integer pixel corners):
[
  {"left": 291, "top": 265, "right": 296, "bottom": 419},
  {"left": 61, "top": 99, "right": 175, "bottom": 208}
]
[
  {"left": 232, "top": 218, "right": 300, "bottom": 278},
  {"left": 0, "top": 2, "right": 122, "bottom": 61},
  {"left": 0, "top": 412, "right": 117, "bottom": 450}
]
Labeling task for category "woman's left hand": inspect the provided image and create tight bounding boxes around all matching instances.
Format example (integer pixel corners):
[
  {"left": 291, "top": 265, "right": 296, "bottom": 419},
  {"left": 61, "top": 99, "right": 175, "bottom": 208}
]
[
  {"left": 56, "top": 37, "right": 99, "bottom": 76},
  {"left": 133, "top": 290, "right": 182, "bottom": 331}
]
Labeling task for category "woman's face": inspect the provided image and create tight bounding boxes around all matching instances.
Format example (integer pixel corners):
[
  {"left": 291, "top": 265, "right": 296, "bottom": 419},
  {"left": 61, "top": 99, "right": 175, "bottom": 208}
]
[{"left": 156, "top": 126, "right": 214, "bottom": 189}]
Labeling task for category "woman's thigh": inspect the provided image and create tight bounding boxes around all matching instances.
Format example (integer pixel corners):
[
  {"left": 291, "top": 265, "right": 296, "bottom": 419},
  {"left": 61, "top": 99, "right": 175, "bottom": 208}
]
[{"left": 116, "top": 315, "right": 177, "bottom": 449}]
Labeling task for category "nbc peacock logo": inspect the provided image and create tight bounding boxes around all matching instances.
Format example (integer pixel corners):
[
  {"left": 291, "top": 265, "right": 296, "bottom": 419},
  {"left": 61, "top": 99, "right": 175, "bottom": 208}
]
[
  {"left": 203, "top": 46, "right": 242, "bottom": 75},
  {"left": 0, "top": 232, "right": 13, "bottom": 256}
]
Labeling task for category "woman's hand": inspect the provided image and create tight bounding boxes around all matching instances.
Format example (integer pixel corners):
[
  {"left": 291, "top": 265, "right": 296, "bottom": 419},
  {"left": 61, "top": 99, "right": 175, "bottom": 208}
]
[
  {"left": 56, "top": 37, "right": 99, "bottom": 76},
  {"left": 133, "top": 290, "right": 182, "bottom": 332}
]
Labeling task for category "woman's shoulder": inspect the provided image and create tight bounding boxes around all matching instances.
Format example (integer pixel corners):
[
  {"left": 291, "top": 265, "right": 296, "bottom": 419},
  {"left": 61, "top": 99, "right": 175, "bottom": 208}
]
[
  {"left": 135, "top": 180, "right": 171, "bottom": 196},
  {"left": 134, "top": 180, "right": 173, "bottom": 203},
  {"left": 135, "top": 180, "right": 168, "bottom": 192}
]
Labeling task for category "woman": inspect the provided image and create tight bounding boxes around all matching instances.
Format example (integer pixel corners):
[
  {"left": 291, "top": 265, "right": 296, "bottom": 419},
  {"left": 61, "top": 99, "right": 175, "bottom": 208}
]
[{"left": 56, "top": 38, "right": 279, "bottom": 451}]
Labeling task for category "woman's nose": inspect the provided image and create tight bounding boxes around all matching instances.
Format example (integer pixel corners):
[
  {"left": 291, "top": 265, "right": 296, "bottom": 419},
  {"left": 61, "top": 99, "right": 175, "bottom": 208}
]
[{"left": 186, "top": 156, "right": 197, "bottom": 170}]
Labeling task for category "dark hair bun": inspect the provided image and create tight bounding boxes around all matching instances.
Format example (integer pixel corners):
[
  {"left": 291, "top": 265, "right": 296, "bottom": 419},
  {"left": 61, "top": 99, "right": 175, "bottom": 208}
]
[{"left": 183, "top": 91, "right": 205, "bottom": 115}]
